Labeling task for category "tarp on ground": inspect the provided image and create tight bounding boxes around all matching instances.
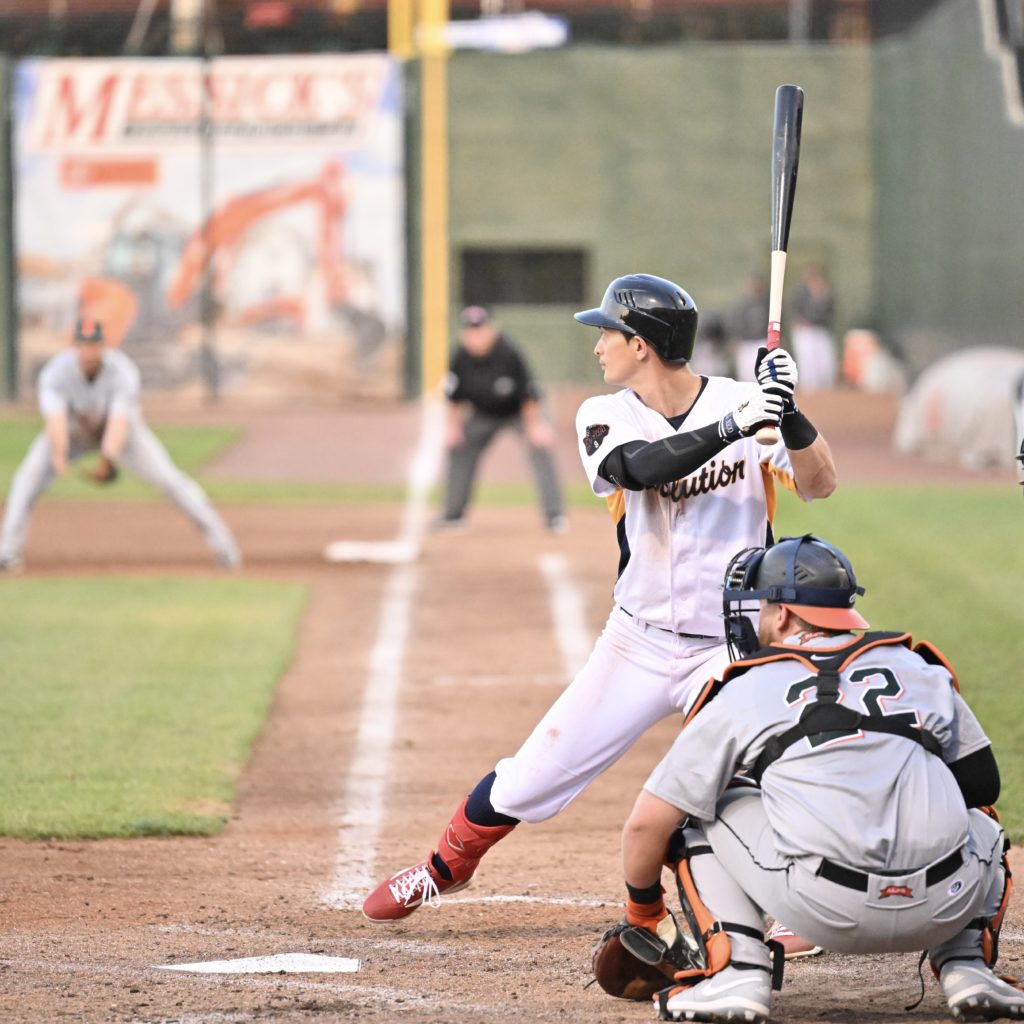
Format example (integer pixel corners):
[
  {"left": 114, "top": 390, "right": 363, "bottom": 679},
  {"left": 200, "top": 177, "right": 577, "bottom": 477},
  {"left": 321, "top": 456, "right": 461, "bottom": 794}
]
[{"left": 893, "top": 346, "right": 1024, "bottom": 470}]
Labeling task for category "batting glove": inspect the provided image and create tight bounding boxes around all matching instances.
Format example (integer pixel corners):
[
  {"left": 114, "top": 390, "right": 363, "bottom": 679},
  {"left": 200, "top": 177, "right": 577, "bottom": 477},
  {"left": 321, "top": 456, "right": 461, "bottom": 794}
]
[
  {"left": 755, "top": 346, "right": 799, "bottom": 413},
  {"left": 719, "top": 390, "right": 785, "bottom": 443}
]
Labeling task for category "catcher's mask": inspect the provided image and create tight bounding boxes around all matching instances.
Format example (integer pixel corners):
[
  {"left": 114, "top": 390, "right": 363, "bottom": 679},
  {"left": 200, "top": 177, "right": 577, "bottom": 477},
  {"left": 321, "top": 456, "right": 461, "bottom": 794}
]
[{"left": 722, "top": 534, "right": 868, "bottom": 661}]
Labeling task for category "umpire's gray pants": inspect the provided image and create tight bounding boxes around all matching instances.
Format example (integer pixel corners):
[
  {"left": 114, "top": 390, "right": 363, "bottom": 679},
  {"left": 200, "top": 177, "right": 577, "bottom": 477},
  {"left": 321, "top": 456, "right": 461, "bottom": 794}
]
[
  {"left": 0, "top": 424, "right": 239, "bottom": 566},
  {"left": 443, "top": 409, "right": 564, "bottom": 522},
  {"left": 685, "top": 788, "right": 1005, "bottom": 968}
]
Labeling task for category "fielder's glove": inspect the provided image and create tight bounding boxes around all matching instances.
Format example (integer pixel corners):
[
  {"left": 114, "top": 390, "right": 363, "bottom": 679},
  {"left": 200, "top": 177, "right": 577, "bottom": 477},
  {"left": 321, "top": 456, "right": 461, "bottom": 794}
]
[
  {"left": 755, "top": 346, "right": 799, "bottom": 413},
  {"left": 83, "top": 455, "right": 120, "bottom": 486},
  {"left": 718, "top": 390, "right": 786, "bottom": 444},
  {"left": 591, "top": 915, "right": 686, "bottom": 1001}
]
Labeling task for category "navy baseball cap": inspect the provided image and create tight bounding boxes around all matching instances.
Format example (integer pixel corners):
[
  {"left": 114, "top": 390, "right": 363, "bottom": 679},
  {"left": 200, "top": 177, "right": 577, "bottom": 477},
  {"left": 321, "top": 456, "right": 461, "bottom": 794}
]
[
  {"left": 74, "top": 317, "right": 105, "bottom": 344},
  {"left": 459, "top": 305, "right": 491, "bottom": 328}
]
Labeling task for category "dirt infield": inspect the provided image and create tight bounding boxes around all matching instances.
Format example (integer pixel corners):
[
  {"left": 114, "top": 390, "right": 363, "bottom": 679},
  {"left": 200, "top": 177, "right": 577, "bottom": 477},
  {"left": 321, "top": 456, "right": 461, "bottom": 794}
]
[{"left": 0, "top": 388, "right": 1019, "bottom": 1023}]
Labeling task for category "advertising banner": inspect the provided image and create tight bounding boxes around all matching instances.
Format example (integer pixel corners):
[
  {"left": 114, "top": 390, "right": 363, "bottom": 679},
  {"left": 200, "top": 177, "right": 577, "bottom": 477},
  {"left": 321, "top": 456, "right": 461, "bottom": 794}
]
[{"left": 15, "top": 54, "right": 405, "bottom": 400}]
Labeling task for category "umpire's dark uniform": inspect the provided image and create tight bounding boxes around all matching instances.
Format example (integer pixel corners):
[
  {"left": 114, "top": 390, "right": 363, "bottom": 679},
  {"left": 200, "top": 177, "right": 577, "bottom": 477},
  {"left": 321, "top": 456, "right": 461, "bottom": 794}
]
[{"left": 441, "top": 308, "right": 565, "bottom": 530}]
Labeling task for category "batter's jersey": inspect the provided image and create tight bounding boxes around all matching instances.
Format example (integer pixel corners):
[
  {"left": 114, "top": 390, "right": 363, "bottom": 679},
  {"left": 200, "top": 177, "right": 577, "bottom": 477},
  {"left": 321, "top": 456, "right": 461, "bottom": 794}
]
[
  {"left": 38, "top": 349, "right": 141, "bottom": 437},
  {"left": 645, "top": 634, "right": 991, "bottom": 872},
  {"left": 576, "top": 376, "right": 798, "bottom": 638}
]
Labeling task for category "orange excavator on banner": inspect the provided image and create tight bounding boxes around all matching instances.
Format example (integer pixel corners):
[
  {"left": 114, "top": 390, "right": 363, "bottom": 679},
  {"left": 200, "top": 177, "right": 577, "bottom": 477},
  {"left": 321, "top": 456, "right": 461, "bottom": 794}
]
[{"left": 79, "top": 160, "right": 349, "bottom": 347}]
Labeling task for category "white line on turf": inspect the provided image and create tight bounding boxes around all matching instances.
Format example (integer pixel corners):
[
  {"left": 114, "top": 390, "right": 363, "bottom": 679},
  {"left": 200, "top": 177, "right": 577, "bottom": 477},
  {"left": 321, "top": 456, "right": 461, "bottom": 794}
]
[
  {"left": 322, "top": 399, "right": 443, "bottom": 907},
  {"left": 538, "top": 552, "right": 592, "bottom": 677},
  {"left": 324, "top": 397, "right": 444, "bottom": 563},
  {"left": 323, "top": 561, "right": 419, "bottom": 907}
]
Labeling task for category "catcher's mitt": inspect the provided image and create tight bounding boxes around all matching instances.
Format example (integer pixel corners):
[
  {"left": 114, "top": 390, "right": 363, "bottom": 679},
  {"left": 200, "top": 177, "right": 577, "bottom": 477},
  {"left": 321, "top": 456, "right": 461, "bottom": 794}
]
[
  {"left": 591, "top": 921, "right": 680, "bottom": 1001},
  {"left": 83, "top": 455, "right": 120, "bottom": 485}
]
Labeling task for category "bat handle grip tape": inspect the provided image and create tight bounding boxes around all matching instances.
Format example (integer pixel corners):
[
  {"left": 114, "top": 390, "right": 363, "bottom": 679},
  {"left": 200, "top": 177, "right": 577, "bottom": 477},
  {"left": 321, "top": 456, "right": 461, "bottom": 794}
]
[{"left": 756, "top": 323, "right": 783, "bottom": 444}]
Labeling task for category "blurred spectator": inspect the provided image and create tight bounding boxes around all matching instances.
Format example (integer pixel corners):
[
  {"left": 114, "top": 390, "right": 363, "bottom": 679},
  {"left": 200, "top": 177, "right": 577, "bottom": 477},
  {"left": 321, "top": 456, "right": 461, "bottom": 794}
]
[
  {"left": 438, "top": 306, "right": 566, "bottom": 532},
  {"left": 690, "top": 313, "right": 732, "bottom": 377},
  {"left": 727, "top": 272, "right": 769, "bottom": 381},
  {"left": 789, "top": 263, "right": 839, "bottom": 390}
]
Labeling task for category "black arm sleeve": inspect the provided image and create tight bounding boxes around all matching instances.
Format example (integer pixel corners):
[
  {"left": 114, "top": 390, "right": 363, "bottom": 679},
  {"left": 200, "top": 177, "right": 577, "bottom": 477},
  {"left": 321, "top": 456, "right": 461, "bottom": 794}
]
[
  {"left": 597, "top": 422, "right": 729, "bottom": 491},
  {"left": 948, "top": 745, "right": 1000, "bottom": 808}
]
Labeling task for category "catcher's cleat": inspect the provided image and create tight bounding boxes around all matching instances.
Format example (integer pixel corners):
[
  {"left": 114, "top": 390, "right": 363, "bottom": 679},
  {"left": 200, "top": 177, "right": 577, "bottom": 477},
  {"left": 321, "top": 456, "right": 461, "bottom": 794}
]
[
  {"left": 0, "top": 555, "right": 23, "bottom": 574},
  {"left": 765, "top": 921, "right": 824, "bottom": 960},
  {"left": 659, "top": 966, "right": 772, "bottom": 1023},
  {"left": 362, "top": 861, "right": 471, "bottom": 923},
  {"left": 939, "top": 961, "right": 1024, "bottom": 1021}
]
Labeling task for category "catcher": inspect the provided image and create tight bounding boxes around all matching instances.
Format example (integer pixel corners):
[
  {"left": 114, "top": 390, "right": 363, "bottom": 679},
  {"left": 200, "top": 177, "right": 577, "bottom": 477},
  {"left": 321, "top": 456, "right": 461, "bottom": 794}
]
[
  {"left": 0, "top": 316, "right": 241, "bottom": 571},
  {"left": 594, "top": 535, "right": 1021, "bottom": 1023}
]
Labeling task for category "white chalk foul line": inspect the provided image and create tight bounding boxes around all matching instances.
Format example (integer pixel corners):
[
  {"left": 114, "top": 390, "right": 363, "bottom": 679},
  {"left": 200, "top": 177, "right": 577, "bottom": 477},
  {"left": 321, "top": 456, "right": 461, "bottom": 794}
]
[
  {"left": 324, "top": 397, "right": 444, "bottom": 564},
  {"left": 538, "top": 552, "right": 592, "bottom": 677},
  {"left": 324, "top": 890, "right": 615, "bottom": 911},
  {"left": 323, "top": 400, "right": 444, "bottom": 907},
  {"left": 324, "top": 560, "right": 418, "bottom": 907}
]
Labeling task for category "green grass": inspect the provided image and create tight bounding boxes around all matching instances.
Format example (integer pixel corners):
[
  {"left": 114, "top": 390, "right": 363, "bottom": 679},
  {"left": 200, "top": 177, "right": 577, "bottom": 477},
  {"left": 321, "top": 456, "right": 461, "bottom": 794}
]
[
  {"left": 0, "top": 416, "right": 413, "bottom": 504},
  {"left": 774, "top": 484, "right": 1024, "bottom": 839},
  {"left": 0, "top": 418, "right": 243, "bottom": 502},
  {"left": 0, "top": 577, "right": 307, "bottom": 839}
]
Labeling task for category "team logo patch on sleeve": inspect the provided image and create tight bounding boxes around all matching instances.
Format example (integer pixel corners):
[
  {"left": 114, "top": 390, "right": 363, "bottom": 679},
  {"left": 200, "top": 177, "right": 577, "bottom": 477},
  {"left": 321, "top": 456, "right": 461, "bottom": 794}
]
[{"left": 583, "top": 424, "right": 610, "bottom": 456}]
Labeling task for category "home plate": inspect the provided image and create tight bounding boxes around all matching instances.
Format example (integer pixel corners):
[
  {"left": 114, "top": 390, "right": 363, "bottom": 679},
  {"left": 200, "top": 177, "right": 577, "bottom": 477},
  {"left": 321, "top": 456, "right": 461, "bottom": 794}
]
[{"left": 156, "top": 953, "right": 360, "bottom": 974}]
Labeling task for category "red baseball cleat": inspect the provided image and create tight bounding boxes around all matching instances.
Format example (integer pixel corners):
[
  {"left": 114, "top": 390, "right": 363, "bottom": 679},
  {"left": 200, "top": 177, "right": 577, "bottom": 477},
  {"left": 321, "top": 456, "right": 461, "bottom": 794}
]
[
  {"left": 362, "top": 861, "right": 471, "bottom": 922},
  {"left": 766, "top": 921, "right": 824, "bottom": 959}
]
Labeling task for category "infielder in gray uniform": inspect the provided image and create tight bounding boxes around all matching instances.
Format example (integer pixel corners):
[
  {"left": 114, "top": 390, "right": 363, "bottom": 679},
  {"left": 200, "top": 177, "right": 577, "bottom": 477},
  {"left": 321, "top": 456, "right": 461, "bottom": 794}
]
[
  {"left": 0, "top": 318, "right": 240, "bottom": 571},
  {"left": 611, "top": 535, "right": 1020, "bottom": 1023}
]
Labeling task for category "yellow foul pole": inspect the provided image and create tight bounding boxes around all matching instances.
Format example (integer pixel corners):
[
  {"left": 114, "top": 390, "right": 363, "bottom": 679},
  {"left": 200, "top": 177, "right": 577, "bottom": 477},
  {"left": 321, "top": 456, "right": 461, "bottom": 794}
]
[
  {"left": 416, "top": 0, "right": 450, "bottom": 397},
  {"left": 387, "top": 0, "right": 415, "bottom": 59}
]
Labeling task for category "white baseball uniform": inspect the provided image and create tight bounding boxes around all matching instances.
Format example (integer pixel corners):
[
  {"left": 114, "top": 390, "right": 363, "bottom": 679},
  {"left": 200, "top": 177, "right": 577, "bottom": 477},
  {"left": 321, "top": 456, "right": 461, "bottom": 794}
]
[
  {"left": 645, "top": 632, "right": 1006, "bottom": 966},
  {"left": 490, "top": 376, "right": 801, "bottom": 823},
  {"left": 0, "top": 348, "right": 240, "bottom": 568}
]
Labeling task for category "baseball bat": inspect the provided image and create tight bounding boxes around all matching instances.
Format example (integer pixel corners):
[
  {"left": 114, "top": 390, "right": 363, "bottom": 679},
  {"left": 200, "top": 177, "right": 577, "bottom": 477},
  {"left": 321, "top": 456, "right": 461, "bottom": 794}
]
[{"left": 755, "top": 84, "right": 804, "bottom": 445}]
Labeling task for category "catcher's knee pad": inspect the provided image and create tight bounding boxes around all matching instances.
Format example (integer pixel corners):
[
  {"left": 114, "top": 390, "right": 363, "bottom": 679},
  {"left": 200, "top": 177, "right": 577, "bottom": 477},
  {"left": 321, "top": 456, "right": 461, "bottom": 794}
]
[
  {"left": 666, "top": 834, "right": 783, "bottom": 993},
  {"left": 932, "top": 807, "right": 1014, "bottom": 976},
  {"left": 976, "top": 807, "right": 1013, "bottom": 969}
]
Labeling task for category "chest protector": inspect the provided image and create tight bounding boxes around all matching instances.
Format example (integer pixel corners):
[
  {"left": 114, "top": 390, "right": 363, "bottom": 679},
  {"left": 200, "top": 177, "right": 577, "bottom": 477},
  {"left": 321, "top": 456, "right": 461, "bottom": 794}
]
[{"left": 713, "top": 631, "right": 949, "bottom": 783}]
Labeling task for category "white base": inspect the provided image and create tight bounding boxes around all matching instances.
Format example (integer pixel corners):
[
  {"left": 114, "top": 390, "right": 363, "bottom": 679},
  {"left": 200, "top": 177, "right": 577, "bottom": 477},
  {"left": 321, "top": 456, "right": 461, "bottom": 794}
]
[
  {"left": 156, "top": 952, "right": 360, "bottom": 974},
  {"left": 323, "top": 540, "right": 419, "bottom": 564}
]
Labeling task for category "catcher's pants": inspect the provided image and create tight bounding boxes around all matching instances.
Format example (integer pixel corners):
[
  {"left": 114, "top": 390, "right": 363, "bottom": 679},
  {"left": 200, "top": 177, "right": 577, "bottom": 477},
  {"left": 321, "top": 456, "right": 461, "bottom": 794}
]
[
  {"left": 490, "top": 606, "right": 730, "bottom": 823},
  {"left": 693, "top": 788, "right": 1005, "bottom": 958},
  {"left": 443, "top": 409, "right": 564, "bottom": 523},
  {"left": 0, "top": 425, "right": 239, "bottom": 566}
]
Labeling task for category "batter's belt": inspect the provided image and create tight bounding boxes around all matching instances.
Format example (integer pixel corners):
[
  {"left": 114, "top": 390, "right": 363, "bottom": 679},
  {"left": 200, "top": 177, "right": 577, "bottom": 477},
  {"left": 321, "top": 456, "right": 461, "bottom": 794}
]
[
  {"left": 619, "top": 606, "right": 720, "bottom": 642},
  {"left": 816, "top": 847, "right": 963, "bottom": 892}
]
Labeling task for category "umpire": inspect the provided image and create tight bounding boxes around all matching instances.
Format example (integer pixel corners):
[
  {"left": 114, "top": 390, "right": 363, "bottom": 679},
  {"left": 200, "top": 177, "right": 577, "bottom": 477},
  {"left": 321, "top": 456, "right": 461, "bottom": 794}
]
[{"left": 438, "top": 305, "right": 566, "bottom": 531}]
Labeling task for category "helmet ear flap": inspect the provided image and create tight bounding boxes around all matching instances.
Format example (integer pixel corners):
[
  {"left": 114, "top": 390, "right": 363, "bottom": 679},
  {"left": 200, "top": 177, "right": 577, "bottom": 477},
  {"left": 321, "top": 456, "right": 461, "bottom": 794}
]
[
  {"left": 726, "top": 613, "right": 759, "bottom": 662},
  {"left": 722, "top": 545, "right": 767, "bottom": 661}
]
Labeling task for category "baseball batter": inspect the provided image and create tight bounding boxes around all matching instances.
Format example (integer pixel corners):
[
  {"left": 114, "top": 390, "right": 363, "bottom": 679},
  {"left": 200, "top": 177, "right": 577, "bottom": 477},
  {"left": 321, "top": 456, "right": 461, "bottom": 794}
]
[
  {"left": 362, "top": 273, "right": 837, "bottom": 922},
  {"left": 616, "top": 535, "right": 1019, "bottom": 1023},
  {"left": 0, "top": 318, "right": 241, "bottom": 572}
]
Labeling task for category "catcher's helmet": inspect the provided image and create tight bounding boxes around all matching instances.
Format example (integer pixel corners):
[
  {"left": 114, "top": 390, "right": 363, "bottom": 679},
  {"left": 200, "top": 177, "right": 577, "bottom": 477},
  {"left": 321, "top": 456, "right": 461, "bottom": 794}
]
[
  {"left": 722, "top": 534, "right": 869, "bottom": 660},
  {"left": 574, "top": 273, "right": 698, "bottom": 363}
]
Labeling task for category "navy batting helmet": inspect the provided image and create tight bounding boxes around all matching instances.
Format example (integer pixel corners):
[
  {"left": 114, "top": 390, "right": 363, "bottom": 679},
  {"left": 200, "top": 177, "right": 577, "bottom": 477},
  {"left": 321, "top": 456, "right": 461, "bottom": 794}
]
[
  {"left": 574, "top": 273, "right": 698, "bottom": 363},
  {"left": 722, "top": 535, "right": 869, "bottom": 660}
]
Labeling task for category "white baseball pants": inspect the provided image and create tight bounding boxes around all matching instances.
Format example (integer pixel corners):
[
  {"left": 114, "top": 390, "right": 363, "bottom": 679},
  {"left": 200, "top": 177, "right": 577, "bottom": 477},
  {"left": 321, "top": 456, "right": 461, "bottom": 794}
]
[
  {"left": 490, "top": 606, "right": 730, "bottom": 823},
  {"left": 0, "top": 423, "right": 239, "bottom": 566}
]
